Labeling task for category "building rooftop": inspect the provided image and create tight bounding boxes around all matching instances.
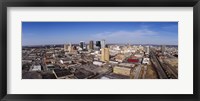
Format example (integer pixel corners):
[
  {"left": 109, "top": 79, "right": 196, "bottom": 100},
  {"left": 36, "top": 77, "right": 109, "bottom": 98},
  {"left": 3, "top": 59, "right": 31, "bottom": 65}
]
[
  {"left": 54, "top": 69, "right": 72, "bottom": 77},
  {"left": 74, "top": 68, "right": 95, "bottom": 79}
]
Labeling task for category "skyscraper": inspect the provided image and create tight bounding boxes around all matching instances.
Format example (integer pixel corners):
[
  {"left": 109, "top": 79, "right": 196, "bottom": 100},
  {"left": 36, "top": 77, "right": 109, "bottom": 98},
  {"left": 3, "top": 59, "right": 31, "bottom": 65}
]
[
  {"left": 89, "top": 40, "right": 94, "bottom": 50},
  {"left": 80, "top": 41, "right": 86, "bottom": 49},
  {"left": 161, "top": 45, "right": 166, "bottom": 55},
  {"left": 80, "top": 41, "right": 84, "bottom": 49},
  {"left": 101, "top": 48, "right": 110, "bottom": 62},
  {"left": 96, "top": 41, "right": 101, "bottom": 50},
  {"left": 68, "top": 43, "right": 72, "bottom": 52},
  {"left": 145, "top": 46, "right": 149, "bottom": 54},
  {"left": 101, "top": 39, "right": 105, "bottom": 49},
  {"left": 96, "top": 41, "right": 101, "bottom": 48},
  {"left": 64, "top": 44, "right": 68, "bottom": 52}
]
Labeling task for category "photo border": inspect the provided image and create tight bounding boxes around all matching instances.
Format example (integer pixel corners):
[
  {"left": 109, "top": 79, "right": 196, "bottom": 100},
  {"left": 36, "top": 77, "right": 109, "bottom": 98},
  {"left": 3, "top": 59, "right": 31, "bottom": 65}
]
[{"left": 0, "top": 0, "right": 199, "bottom": 101}]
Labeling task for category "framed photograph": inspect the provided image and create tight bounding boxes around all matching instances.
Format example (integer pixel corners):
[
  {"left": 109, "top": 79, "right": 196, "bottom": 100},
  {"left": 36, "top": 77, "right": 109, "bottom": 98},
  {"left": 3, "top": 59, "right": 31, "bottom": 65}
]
[{"left": 0, "top": 0, "right": 199, "bottom": 101}]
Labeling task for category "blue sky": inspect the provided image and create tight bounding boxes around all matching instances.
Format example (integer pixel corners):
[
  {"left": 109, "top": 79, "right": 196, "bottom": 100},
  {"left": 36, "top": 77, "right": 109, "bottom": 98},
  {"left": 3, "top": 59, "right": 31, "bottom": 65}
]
[{"left": 22, "top": 22, "right": 178, "bottom": 46}]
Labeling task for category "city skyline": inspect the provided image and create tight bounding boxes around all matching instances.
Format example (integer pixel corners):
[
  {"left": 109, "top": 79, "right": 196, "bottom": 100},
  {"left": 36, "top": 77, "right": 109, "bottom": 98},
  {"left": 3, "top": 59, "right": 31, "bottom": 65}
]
[{"left": 22, "top": 22, "right": 178, "bottom": 46}]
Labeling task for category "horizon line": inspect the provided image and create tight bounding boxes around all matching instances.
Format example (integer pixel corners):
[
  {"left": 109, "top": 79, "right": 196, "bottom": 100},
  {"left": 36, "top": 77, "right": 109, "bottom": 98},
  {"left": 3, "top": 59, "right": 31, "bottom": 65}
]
[{"left": 22, "top": 43, "right": 178, "bottom": 47}]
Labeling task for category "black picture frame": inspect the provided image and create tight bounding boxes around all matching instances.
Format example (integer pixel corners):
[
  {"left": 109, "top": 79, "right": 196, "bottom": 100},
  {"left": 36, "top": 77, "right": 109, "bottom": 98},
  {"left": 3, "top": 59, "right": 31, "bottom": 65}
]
[{"left": 0, "top": 0, "right": 199, "bottom": 101}]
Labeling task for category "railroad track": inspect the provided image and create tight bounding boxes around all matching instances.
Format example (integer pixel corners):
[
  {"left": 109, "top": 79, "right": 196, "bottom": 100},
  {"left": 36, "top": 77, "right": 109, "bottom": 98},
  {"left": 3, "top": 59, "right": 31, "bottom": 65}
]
[
  {"left": 150, "top": 50, "right": 168, "bottom": 79},
  {"left": 150, "top": 49, "right": 178, "bottom": 79},
  {"left": 162, "top": 63, "right": 178, "bottom": 79}
]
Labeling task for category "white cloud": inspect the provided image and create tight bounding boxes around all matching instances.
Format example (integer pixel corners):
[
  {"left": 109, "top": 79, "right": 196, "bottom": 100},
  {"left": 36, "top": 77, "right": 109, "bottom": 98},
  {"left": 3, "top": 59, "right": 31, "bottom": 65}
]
[
  {"left": 92, "top": 29, "right": 158, "bottom": 38},
  {"left": 91, "top": 29, "right": 159, "bottom": 43}
]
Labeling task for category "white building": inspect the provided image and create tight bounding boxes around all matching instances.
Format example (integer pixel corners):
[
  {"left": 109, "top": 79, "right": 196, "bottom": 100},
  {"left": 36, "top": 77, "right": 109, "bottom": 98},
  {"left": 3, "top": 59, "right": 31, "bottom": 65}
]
[
  {"left": 93, "top": 61, "right": 103, "bottom": 66},
  {"left": 142, "top": 58, "right": 150, "bottom": 64},
  {"left": 31, "top": 65, "right": 41, "bottom": 71},
  {"left": 109, "top": 61, "right": 119, "bottom": 64}
]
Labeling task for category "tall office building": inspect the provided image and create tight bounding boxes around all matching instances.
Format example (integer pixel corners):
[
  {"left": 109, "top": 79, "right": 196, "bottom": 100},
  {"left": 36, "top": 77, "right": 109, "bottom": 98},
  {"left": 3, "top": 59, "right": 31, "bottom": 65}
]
[
  {"left": 161, "top": 45, "right": 166, "bottom": 55},
  {"left": 80, "top": 41, "right": 84, "bottom": 49},
  {"left": 101, "top": 48, "right": 110, "bottom": 62},
  {"left": 64, "top": 44, "right": 68, "bottom": 51},
  {"left": 101, "top": 39, "right": 105, "bottom": 48},
  {"left": 80, "top": 41, "right": 86, "bottom": 49},
  {"left": 96, "top": 41, "right": 101, "bottom": 48},
  {"left": 89, "top": 40, "right": 94, "bottom": 50},
  {"left": 145, "top": 46, "right": 150, "bottom": 54},
  {"left": 68, "top": 43, "right": 72, "bottom": 52}
]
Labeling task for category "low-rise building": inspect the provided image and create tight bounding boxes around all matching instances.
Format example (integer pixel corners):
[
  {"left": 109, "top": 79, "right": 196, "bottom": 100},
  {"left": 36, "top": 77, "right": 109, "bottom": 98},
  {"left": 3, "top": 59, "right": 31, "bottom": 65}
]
[
  {"left": 113, "top": 65, "right": 132, "bottom": 76},
  {"left": 93, "top": 61, "right": 103, "bottom": 66},
  {"left": 115, "top": 54, "right": 126, "bottom": 62},
  {"left": 31, "top": 65, "right": 42, "bottom": 71},
  {"left": 142, "top": 58, "right": 150, "bottom": 64},
  {"left": 109, "top": 61, "right": 118, "bottom": 64},
  {"left": 118, "top": 63, "right": 135, "bottom": 67}
]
